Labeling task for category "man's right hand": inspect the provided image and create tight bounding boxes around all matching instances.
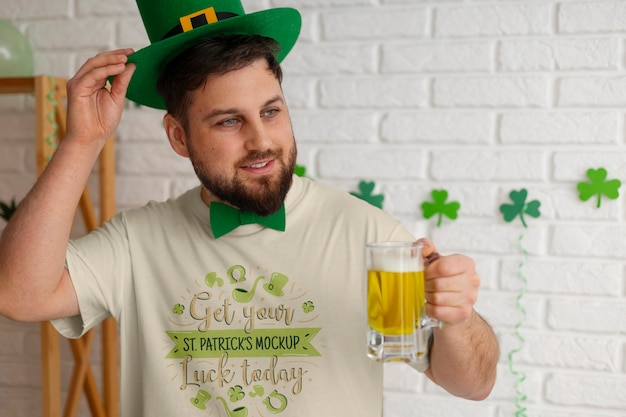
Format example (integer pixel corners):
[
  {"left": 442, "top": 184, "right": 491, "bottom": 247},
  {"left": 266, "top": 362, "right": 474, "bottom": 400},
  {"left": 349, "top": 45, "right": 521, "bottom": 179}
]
[{"left": 65, "top": 48, "right": 135, "bottom": 147}]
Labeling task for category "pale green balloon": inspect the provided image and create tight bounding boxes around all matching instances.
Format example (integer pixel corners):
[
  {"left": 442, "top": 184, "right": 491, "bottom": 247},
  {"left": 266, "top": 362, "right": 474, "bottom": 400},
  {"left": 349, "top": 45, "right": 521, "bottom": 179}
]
[{"left": 0, "top": 19, "right": 34, "bottom": 77}]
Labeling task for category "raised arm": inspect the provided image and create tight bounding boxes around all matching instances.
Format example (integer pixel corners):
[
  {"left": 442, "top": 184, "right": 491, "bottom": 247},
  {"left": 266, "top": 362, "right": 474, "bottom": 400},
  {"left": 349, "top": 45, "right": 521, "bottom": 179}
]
[
  {"left": 418, "top": 238, "right": 499, "bottom": 400},
  {"left": 0, "top": 49, "right": 135, "bottom": 322}
]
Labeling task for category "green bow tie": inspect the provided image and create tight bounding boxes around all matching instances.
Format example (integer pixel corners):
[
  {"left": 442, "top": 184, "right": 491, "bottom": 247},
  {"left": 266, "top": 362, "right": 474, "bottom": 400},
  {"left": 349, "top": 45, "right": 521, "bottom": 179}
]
[{"left": 210, "top": 202, "right": 286, "bottom": 238}]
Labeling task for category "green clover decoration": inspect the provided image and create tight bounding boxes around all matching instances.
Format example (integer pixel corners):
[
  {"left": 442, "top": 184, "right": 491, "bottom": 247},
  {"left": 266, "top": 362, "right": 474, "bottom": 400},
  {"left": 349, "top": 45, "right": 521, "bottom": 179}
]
[
  {"left": 420, "top": 189, "right": 460, "bottom": 227},
  {"left": 294, "top": 164, "right": 307, "bottom": 177},
  {"left": 350, "top": 181, "right": 384, "bottom": 209},
  {"left": 499, "top": 189, "right": 541, "bottom": 228},
  {"left": 577, "top": 167, "right": 621, "bottom": 208}
]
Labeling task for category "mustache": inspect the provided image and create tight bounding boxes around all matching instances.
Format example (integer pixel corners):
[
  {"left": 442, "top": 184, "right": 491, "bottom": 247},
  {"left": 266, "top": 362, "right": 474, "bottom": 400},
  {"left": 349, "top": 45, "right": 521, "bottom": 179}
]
[{"left": 237, "top": 149, "right": 283, "bottom": 166}]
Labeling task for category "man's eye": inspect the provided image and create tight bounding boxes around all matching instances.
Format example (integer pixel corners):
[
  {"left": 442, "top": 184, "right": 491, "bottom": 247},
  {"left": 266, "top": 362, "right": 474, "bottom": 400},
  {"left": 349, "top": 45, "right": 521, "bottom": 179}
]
[
  {"left": 263, "top": 108, "right": 278, "bottom": 118},
  {"left": 219, "top": 118, "right": 238, "bottom": 127}
]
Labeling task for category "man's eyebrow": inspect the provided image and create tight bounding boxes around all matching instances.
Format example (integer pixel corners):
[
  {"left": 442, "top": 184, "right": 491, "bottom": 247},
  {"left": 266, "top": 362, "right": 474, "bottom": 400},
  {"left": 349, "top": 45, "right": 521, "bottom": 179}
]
[
  {"left": 204, "top": 107, "right": 239, "bottom": 121},
  {"left": 263, "top": 95, "right": 285, "bottom": 107},
  {"left": 203, "top": 95, "right": 285, "bottom": 121}
]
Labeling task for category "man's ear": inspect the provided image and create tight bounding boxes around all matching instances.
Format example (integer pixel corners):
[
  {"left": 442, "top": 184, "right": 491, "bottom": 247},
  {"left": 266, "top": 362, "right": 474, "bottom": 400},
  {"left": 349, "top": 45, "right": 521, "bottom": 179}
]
[{"left": 163, "top": 113, "right": 190, "bottom": 158}]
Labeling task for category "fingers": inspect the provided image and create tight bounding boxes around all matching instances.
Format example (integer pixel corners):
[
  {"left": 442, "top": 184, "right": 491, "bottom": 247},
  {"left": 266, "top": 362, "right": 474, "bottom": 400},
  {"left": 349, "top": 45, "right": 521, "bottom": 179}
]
[
  {"left": 424, "top": 253, "right": 480, "bottom": 325},
  {"left": 426, "top": 275, "right": 478, "bottom": 306},
  {"left": 417, "top": 237, "right": 435, "bottom": 257},
  {"left": 69, "top": 49, "right": 135, "bottom": 93},
  {"left": 417, "top": 237, "right": 442, "bottom": 266},
  {"left": 64, "top": 49, "right": 136, "bottom": 144},
  {"left": 76, "top": 48, "right": 134, "bottom": 76},
  {"left": 426, "top": 253, "right": 476, "bottom": 282},
  {"left": 109, "top": 61, "right": 136, "bottom": 102}
]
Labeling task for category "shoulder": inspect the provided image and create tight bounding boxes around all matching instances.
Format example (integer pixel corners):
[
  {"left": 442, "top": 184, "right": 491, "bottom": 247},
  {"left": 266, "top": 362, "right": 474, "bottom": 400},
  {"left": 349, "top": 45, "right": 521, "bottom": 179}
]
[
  {"left": 123, "top": 186, "right": 202, "bottom": 217},
  {"left": 107, "top": 186, "right": 206, "bottom": 233},
  {"left": 290, "top": 176, "right": 404, "bottom": 227},
  {"left": 290, "top": 176, "right": 375, "bottom": 211},
  {"left": 285, "top": 176, "right": 414, "bottom": 242}
]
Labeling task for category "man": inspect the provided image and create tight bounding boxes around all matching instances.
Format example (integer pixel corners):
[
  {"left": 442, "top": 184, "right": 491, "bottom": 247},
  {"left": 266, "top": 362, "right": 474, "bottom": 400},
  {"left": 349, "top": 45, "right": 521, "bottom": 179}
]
[{"left": 0, "top": 1, "right": 498, "bottom": 416}]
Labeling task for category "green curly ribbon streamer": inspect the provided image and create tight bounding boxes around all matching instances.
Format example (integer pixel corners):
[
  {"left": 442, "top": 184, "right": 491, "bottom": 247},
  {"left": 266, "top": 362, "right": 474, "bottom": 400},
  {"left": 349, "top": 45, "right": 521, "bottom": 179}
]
[
  {"left": 507, "top": 227, "right": 528, "bottom": 417},
  {"left": 44, "top": 76, "right": 59, "bottom": 162}
]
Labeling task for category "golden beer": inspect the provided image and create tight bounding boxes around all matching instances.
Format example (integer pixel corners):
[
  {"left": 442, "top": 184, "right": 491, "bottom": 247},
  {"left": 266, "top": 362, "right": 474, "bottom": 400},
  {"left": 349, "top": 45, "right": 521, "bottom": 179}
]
[
  {"left": 366, "top": 241, "right": 436, "bottom": 363},
  {"left": 367, "top": 269, "right": 425, "bottom": 335}
]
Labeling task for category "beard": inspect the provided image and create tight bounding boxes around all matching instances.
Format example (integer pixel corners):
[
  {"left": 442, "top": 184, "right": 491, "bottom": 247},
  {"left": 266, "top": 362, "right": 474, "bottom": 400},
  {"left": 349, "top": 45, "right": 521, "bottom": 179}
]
[{"left": 189, "top": 144, "right": 297, "bottom": 217}]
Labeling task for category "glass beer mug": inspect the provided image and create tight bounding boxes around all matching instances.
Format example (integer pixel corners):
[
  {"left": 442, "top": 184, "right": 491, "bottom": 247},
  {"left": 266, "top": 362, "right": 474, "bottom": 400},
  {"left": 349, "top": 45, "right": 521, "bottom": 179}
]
[{"left": 366, "top": 241, "right": 440, "bottom": 363}]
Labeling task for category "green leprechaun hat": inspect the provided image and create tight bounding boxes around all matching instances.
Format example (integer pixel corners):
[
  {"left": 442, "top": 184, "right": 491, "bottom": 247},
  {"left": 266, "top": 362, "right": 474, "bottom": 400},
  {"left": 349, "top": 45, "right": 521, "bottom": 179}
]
[{"left": 126, "top": 0, "right": 301, "bottom": 109}]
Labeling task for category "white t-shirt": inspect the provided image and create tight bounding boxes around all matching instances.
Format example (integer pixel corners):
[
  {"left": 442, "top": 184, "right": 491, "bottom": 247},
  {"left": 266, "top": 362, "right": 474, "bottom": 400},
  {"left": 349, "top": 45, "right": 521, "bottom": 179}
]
[{"left": 54, "top": 176, "right": 419, "bottom": 417}]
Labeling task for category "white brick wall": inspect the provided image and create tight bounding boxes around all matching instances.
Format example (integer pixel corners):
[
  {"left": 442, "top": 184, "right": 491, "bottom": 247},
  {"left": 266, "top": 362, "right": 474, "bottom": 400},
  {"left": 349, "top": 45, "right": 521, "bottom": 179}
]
[{"left": 2, "top": 0, "right": 626, "bottom": 416}]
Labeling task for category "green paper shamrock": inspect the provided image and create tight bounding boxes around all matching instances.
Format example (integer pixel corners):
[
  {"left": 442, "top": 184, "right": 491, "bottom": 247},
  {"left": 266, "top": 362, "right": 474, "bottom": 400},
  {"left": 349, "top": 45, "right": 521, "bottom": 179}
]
[
  {"left": 577, "top": 167, "right": 621, "bottom": 208},
  {"left": 420, "top": 189, "right": 460, "bottom": 227},
  {"left": 350, "top": 181, "right": 384, "bottom": 209},
  {"left": 499, "top": 189, "right": 541, "bottom": 228},
  {"left": 0, "top": 197, "right": 17, "bottom": 222},
  {"left": 294, "top": 164, "right": 307, "bottom": 177}
]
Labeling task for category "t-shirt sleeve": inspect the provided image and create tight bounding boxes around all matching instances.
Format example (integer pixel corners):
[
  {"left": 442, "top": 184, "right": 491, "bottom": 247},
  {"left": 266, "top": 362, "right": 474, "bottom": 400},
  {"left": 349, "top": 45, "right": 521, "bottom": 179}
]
[{"left": 52, "top": 214, "right": 130, "bottom": 338}]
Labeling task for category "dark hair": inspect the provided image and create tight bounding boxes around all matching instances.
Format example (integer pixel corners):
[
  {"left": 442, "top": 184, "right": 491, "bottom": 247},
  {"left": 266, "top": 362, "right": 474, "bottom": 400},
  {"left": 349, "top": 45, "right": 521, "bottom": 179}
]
[{"left": 156, "top": 34, "right": 283, "bottom": 129}]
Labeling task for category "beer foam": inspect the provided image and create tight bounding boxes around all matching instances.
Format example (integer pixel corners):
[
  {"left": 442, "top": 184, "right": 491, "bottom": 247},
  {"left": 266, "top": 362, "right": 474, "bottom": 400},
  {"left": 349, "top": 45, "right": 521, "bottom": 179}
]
[{"left": 369, "top": 249, "right": 422, "bottom": 272}]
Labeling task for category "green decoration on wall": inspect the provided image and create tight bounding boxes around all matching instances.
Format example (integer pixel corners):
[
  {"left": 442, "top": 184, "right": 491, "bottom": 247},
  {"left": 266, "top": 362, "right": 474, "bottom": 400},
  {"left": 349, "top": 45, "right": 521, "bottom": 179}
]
[
  {"left": 294, "top": 164, "right": 307, "bottom": 177},
  {"left": 420, "top": 189, "right": 460, "bottom": 227},
  {"left": 0, "top": 197, "right": 17, "bottom": 222},
  {"left": 499, "top": 189, "right": 541, "bottom": 228},
  {"left": 499, "top": 188, "right": 541, "bottom": 417},
  {"left": 350, "top": 181, "right": 384, "bottom": 209},
  {"left": 508, "top": 227, "right": 529, "bottom": 417},
  {"left": 577, "top": 167, "right": 621, "bottom": 208}
]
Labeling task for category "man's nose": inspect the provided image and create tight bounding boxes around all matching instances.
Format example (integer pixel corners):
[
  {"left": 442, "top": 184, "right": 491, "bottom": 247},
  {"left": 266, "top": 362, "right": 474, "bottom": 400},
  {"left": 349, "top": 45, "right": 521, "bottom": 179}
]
[{"left": 244, "top": 119, "right": 272, "bottom": 151}]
